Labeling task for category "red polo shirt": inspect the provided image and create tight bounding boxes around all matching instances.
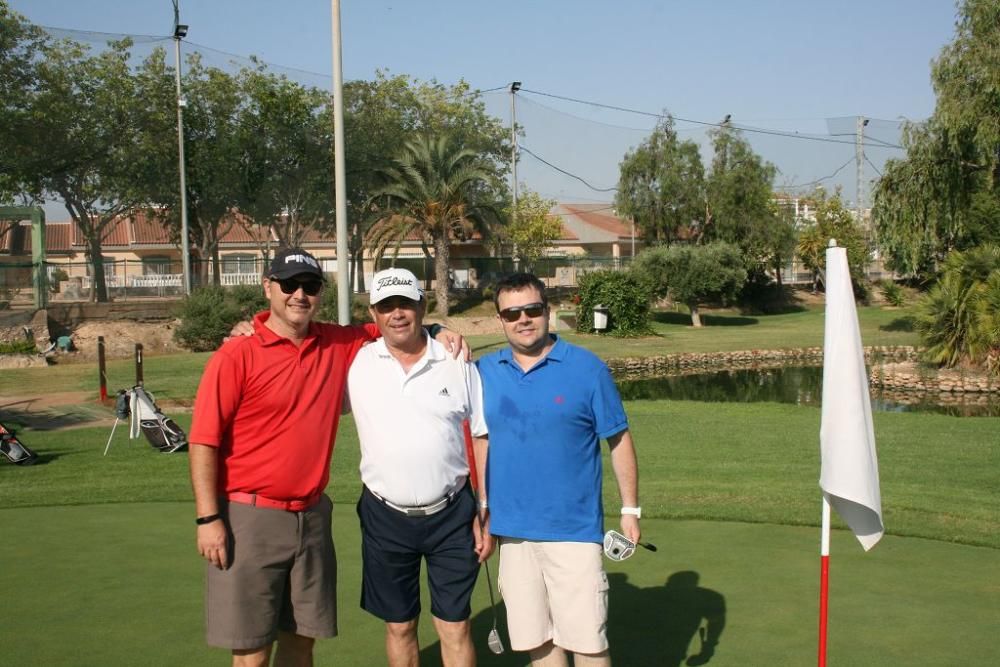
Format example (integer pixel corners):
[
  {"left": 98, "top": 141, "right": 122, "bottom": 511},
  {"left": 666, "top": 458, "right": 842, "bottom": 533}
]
[{"left": 189, "top": 311, "right": 378, "bottom": 502}]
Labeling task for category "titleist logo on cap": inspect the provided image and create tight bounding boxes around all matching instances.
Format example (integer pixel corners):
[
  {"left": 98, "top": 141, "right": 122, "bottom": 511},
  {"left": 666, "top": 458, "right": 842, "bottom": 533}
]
[
  {"left": 285, "top": 254, "right": 320, "bottom": 269},
  {"left": 376, "top": 276, "right": 413, "bottom": 289}
]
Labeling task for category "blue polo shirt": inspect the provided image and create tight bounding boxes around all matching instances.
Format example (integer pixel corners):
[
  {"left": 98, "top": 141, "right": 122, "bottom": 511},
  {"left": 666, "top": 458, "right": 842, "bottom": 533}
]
[{"left": 477, "top": 335, "right": 628, "bottom": 543}]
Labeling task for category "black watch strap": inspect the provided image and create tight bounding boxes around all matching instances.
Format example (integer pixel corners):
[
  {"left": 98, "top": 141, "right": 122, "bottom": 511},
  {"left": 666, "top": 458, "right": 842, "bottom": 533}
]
[{"left": 195, "top": 513, "right": 222, "bottom": 526}]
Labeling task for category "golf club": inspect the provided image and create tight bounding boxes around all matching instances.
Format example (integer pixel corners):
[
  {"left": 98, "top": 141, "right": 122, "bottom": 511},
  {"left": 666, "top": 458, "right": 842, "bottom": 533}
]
[
  {"left": 463, "top": 419, "right": 506, "bottom": 655},
  {"left": 603, "top": 529, "right": 658, "bottom": 561}
]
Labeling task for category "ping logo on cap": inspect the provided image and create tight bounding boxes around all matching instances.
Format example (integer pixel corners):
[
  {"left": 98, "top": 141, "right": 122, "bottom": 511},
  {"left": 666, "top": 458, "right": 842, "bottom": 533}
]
[{"left": 285, "top": 254, "right": 320, "bottom": 269}]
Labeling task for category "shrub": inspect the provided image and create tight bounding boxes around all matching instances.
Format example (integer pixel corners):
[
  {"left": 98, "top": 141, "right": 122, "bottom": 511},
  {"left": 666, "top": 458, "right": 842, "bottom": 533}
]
[
  {"left": 174, "top": 286, "right": 267, "bottom": 352},
  {"left": 575, "top": 270, "right": 652, "bottom": 337},
  {"left": 316, "top": 287, "right": 371, "bottom": 324},
  {"left": 0, "top": 339, "right": 37, "bottom": 355},
  {"left": 880, "top": 279, "right": 906, "bottom": 307}
]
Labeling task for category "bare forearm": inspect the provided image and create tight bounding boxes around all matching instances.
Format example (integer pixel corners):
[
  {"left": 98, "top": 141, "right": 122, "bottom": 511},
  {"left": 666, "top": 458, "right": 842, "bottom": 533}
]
[
  {"left": 189, "top": 443, "right": 221, "bottom": 517},
  {"left": 608, "top": 430, "right": 638, "bottom": 507},
  {"left": 472, "top": 436, "right": 489, "bottom": 504}
]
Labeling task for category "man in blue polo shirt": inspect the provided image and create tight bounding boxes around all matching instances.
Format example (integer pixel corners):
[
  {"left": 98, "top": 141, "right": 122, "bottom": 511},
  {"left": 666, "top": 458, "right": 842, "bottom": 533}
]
[{"left": 475, "top": 273, "right": 640, "bottom": 667}]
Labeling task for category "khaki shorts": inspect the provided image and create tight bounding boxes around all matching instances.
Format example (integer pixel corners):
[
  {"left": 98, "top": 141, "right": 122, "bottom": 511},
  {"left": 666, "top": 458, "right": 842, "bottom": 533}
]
[
  {"left": 205, "top": 495, "right": 337, "bottom": 649},
  {"left": 497, "top": 539, "right": 609, "bottom": 654}
]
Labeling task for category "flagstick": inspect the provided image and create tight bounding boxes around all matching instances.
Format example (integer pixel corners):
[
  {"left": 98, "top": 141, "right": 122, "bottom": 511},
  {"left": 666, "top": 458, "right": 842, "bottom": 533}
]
[{"left": 819, "top": 495, "right": 831, "bottom": 667}]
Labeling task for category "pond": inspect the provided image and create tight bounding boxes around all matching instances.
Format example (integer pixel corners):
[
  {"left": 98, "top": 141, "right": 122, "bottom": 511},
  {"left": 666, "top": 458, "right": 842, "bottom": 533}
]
[{"left": 617, "top": 366, "right": 1000, "bottom": 417}]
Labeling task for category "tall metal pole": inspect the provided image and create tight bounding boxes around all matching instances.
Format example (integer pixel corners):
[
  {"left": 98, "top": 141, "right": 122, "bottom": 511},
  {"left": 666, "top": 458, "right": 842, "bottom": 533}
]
[
  {"left": 855, "top": 116, "right": 867, "bottom": 226},
  {"left": 510, "top": 82, "right": 520, "bottom": 212},
  {"left": 331, "top": 0, "right": 349, "bottom": 324},
  {"left": 173, "top": 2, "right": 191, "bottom": 294}
]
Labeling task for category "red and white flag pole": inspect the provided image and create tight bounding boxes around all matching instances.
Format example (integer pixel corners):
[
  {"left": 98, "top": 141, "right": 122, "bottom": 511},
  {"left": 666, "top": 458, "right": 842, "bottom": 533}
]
[
  {"left": 818, "top": 497, "right": 831, "bottom": 667},
  {"left": 818, "top": 240, "right": 884, "bottom": 666}
]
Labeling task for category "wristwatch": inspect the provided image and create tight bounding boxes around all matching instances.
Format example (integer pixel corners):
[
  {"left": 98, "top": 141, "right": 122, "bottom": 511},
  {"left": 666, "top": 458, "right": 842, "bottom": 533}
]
[{"left": 620, "top": 506, "right": 642, "bottom": 519}]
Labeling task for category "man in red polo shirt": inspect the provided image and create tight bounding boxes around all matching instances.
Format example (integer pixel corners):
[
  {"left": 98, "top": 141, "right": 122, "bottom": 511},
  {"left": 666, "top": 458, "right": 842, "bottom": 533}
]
[{"left": 188, "top": 248, "right": 462, "bottom": 666}]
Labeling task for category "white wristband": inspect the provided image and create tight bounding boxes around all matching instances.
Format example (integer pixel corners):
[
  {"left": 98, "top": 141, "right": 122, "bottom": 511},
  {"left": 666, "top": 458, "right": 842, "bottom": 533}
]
[{"left": 621, "top": 506, "right": 641, "bottom": 519}]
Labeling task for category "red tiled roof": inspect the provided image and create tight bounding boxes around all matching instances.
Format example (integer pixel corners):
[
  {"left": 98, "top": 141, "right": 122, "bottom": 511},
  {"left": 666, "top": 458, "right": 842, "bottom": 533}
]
[{"left": 561, "top": 204, "right": 631, "bottom": 238}]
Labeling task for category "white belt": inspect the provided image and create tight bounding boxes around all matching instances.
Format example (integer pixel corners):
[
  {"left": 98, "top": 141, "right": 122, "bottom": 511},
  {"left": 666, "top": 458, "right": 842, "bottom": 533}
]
[{"left": 368, "top": 479, "right": 467, "bottom": 517}]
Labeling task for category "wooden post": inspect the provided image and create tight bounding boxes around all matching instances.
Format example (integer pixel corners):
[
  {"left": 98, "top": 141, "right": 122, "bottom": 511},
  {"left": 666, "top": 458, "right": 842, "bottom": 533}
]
[
  {"left": 98, "top": 336, "right": 107, "bottom": 402},
  {"left": 134, "top": 343, "right": 144, "bottom": 387}
]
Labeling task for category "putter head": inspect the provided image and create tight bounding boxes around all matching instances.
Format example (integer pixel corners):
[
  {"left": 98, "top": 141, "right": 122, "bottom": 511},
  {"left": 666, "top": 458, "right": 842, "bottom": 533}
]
[
  {"left": 487, "top": 629, "right": 505, "bottom": 655},
  {"left": 603, "top": 530, "right": 636, "bottom": 561}
]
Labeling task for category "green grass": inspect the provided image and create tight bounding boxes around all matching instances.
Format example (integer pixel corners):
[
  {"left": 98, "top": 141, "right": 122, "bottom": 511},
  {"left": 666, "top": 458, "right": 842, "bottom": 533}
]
[
  {"left": 3, "top": 402, "right": 997, "bottom": 548},
  {"left": 1, "top": 305, "right": 918, "bottom": 400},
  {"left": 2, "top": 503, "right": 997, "bottom": 666}
]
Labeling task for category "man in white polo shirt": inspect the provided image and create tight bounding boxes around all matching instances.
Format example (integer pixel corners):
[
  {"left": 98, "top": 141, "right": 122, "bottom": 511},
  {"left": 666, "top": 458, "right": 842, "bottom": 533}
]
[{"left": 347, "top": 267, "right": 489, "bottom": 667}]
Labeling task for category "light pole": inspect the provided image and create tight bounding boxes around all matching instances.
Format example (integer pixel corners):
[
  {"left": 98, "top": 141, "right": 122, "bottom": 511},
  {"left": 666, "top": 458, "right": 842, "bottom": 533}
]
[
  {"left": 172, "top": 1, "right": 191, "bottom": 294},
  {"left": 331, "top": 0, "right": 349, "bottom": 324},
  {"left": 510, "top": 81, "right": 520, "bottom": 211}
]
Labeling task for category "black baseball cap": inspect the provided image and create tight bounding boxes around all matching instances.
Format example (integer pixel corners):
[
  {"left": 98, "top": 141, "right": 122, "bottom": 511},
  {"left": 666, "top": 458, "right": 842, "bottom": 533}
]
[{"left": 268, "top": 248, "right": 324, "bottom": 280}]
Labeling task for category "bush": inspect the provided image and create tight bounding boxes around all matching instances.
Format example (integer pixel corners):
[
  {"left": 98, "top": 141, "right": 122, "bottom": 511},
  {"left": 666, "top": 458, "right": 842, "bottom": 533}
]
[
  {"left": 880, "top": 279, "right": 906, "bottom": 307},
  {"left": 575, "top": 270, "right": 652, "bottom": 337},
  {"left": 174, "top": 286, "right": 267, "bottom": 352},
  {"left": 0, "top": 339, "right": 37, "bottom": 355},
  {"left": 316, "top": 287, "right": 371, "bottom": 324},
  {"left": 49, "top": 268, "right": 69, "bottom": 293}
]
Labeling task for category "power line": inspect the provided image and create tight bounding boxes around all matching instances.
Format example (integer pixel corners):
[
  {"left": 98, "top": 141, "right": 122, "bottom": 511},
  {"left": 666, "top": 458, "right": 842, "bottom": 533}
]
[
  {"left": 864, "top": 154, "right": 883, "bottom": 177},
  {"left": 774, "top": 157, "right": 856, "bottom": 190},
  {"left": 519, "top": 87, "right": 904, "bottom": 150},
  {"left": 519, "top": 146, "right": 618, "bottom": 193}
]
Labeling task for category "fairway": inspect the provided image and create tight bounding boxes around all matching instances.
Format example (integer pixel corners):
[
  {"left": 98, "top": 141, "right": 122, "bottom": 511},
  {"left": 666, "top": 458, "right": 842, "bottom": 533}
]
[{"left": 2, "top": 503, "right": 997, "bottom": 666}]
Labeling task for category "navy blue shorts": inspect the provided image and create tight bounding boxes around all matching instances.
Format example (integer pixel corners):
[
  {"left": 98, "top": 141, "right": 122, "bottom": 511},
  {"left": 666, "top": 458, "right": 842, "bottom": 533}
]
[{"left": 357, "top": 485, "right": 480, "bottom": 623}]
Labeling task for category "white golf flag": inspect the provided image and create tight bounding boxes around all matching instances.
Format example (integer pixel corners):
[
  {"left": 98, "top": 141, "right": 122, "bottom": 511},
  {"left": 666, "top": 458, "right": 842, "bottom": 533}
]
[{"left": 820, "top": 245, "right": 884, "bottom": 551}]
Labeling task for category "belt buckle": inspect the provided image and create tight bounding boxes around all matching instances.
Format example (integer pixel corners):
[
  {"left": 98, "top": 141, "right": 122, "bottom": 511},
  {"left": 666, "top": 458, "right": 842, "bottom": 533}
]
[{"left": 404, "top": 507, "right": 428, "bottom": 517}]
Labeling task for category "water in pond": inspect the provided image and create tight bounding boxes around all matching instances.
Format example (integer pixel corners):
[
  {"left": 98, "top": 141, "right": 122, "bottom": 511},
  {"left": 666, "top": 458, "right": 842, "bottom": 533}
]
[{"left": 617, "top": 366, "right": 1000, "bottom": 417}]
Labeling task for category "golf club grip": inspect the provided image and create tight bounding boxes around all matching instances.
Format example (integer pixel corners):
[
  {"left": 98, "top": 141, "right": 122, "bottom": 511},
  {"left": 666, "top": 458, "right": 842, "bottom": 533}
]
[
  {"left": 462, "top": 419, "right": 480, "bottom": 492},
  {"left": 641, "top": 542, "right": 658, "bottom": 552}
]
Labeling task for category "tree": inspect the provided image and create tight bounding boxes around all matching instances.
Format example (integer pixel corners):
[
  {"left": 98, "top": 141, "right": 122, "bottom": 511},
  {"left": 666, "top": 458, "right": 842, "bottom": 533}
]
[
  {"left": 631, "top": 242, "right": 746, "bottom": 327},
  {"left": 915, "top": 244, "right": 1000, "bottom": 372},
  {"left": 796, "top": 189, "right": 868, "bottom": 292},
  {"left": 0, "top": 1, "right": 46, "bottom": 206},
  {"left": 704, "top": 124, "right": 788, "bottom": 278},
  {"left": 340, "top": 73, "right": 511, "bottom": 293},
  {"left": 235, "top": 62, "right": 332, "bottom": 250},
  {"left": 615, "top": 116, "right": 705, "bottom": 244},
  {"left": 872, "top": 0, "right": 1000, "bottom": 277},
  {"left": 175, "top": 56, "right": 243, "bottom": 286},
  {"left": 368, "top": 134, "right": 501, "bottom": 316},
  {"left": 501, "top": 190, "right": 561, "bottom": 270},
  {"left": 22, "top": 36, "right": 157, "bottom": 302}
]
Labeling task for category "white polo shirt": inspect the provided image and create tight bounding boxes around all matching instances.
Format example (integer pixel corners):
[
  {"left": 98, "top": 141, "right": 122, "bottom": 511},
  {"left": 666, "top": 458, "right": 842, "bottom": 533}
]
[{"left": 347, "top": 335, "right": 487, "bottom": 506}]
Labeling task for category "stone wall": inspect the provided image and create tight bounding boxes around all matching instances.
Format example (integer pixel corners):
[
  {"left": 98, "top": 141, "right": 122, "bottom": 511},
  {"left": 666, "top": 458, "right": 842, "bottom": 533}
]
[
  {"left": 606, "top": 346, "right": 918, "bottom": 379},
  {"left": 870, "top": 362, "right": 998, "bottom": 395}
]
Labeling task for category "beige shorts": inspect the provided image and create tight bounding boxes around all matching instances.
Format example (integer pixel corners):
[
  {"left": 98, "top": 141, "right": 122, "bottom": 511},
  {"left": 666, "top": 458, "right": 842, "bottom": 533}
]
[
  {"left": 497, "top": 539, "right": 609, "bottom": 654},
  {"left": 205, "top": 495, "right": 337, "bottom": 649}
]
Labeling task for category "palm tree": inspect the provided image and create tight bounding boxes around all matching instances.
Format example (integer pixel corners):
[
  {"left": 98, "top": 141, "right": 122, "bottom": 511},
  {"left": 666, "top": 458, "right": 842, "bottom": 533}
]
[
  {"left": 916, "top": 244, "right": 1000, "bottom": 371},
  {"left": 367, "top": 134, "right": 500, "bottom": 316}
]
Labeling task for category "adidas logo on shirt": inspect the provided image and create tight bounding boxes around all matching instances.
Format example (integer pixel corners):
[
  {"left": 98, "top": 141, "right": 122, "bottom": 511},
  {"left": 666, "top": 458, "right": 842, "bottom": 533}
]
[{"left": 438, "top": 388, "right": 450, "bottom": 397}]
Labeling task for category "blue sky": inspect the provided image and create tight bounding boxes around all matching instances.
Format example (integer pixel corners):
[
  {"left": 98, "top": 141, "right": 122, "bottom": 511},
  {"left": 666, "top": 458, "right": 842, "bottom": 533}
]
[{"left": 11, "top": 0, "right": 960, "bottom": 215}]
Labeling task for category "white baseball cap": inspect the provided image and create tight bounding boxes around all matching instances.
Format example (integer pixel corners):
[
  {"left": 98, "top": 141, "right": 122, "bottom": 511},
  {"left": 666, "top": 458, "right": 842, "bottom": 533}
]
[{"left": 370, "top": 268, "right": 424, "bottom": 304}]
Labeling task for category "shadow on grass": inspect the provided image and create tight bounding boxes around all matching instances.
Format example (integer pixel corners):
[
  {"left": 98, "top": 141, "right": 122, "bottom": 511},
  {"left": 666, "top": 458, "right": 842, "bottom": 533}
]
[
  {"left": 608, "top": 571, "right": 726, "bottom": 666},
  {"left": 880, "top": 316, "right": 916, "bottom": 332},
  {"left": 418, "top": 571, "right": 727, "bottom": 667},
  {"left": 0, "top": 400, "right": 106, "bottom": 430},
  {"left": 653, "top": 311, "right": 759, "bottom": 327}
]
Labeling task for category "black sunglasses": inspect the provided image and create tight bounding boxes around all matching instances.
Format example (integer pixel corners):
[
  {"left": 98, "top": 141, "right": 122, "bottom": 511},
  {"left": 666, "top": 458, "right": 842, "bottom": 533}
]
[
  {"left": 498, "top": 302, "right": 546, "bottom": 322},
  {"left": 270, "top": 276, "right": 323, "bottom": 296}
]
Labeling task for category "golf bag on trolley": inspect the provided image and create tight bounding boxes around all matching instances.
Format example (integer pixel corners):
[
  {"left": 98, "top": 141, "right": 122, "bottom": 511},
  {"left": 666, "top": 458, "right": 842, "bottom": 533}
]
[
  {"left": 1, "top": 421, "right": 39, "bottom": 465},
  {"left": 105, "top": 386, "right": 187, "bottom": 455}
]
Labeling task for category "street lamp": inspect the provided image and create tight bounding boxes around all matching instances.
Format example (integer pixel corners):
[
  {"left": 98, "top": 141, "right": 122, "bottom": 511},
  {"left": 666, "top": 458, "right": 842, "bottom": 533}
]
[{"left": 172, "top": 2, "right": 191, "bottom": 294}]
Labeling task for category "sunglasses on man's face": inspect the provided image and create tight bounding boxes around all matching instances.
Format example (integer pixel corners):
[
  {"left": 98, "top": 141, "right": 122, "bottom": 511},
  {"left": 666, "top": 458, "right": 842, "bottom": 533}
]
[
  {"left": 270, "top": 276, "right": 323, "bottom": 296},
  {"left": 498, "top": 302, "right": 546, "bottom": 322}
]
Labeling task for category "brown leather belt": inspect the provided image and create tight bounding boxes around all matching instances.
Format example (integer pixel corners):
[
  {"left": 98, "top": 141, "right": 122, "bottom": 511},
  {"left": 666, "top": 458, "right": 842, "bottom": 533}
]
[{"left": 227, "top": 491, "right": 321, "bottom": 512}]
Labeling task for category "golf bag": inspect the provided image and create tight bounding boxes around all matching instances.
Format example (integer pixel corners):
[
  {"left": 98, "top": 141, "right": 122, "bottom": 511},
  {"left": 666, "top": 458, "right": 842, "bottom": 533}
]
[
  {"left": 127, "top": 386, "right": 188, "bottom": 453},
  {"left": 1, "top": 421, "right": 39, "bottom": 465}
]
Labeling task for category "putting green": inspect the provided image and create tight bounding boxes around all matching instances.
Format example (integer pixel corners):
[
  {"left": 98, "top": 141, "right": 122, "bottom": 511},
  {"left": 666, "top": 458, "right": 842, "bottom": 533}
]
[{"left": 1, "top": 503, "right": 996, "bottom": 666}]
